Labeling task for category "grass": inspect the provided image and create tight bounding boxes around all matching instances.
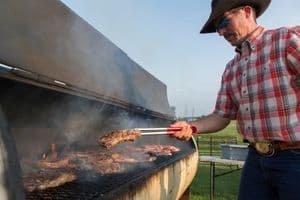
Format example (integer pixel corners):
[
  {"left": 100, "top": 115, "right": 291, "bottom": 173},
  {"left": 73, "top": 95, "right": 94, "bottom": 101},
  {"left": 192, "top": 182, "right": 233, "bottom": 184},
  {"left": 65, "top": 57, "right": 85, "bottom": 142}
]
[
  {"left": 190, "top": 164, "right": 241, "bottom": 200},
  {"left": 190, "top": 121, "right": 243, "bottom": 200}
]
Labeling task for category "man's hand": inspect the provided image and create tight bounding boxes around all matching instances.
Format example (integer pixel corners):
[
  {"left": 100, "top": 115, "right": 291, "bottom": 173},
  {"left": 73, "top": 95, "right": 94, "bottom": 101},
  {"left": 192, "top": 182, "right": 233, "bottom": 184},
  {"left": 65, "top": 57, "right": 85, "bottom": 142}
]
[
  {"left": 169, "top": 121, "right": 195, "bottom": 141},
  {"left": 169, "top": 113, "right": 230, "bottom": 141}
]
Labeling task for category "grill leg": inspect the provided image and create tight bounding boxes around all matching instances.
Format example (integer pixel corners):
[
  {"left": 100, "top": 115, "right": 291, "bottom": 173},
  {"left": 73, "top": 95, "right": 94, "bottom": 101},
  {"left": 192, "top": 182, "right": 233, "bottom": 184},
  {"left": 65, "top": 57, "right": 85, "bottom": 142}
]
[{"left": 0, "top": 106, "right": 25, "bottom": 200}]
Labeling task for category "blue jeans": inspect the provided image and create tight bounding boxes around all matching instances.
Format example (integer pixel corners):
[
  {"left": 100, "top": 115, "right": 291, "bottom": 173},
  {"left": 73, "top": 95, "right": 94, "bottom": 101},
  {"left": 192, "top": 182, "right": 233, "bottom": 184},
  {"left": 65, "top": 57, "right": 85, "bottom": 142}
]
[{"left": 238, "top": 147, "right": 300, "bottom": 200}]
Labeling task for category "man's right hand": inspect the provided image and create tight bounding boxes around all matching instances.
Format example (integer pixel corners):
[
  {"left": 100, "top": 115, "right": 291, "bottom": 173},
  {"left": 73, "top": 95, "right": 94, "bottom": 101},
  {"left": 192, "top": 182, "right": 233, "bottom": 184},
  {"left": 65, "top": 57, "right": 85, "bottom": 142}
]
[{"left": 169, "top": 121, "right": 196, "bottom": 141}]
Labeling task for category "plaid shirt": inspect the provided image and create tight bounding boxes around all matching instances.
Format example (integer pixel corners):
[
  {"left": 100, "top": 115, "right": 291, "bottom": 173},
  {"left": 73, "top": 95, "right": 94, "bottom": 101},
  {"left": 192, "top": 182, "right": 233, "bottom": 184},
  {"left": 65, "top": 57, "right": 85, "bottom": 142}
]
[{"left": 214, "top": 26, "right": 300, "bottom": 142}]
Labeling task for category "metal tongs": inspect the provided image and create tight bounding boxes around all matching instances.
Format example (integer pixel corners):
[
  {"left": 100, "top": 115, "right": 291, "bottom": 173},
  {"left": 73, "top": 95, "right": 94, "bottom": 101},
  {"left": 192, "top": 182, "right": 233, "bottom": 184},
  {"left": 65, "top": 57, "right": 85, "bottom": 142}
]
[{"left": 136, "top": 126, "right": 198, "bottom": 135}]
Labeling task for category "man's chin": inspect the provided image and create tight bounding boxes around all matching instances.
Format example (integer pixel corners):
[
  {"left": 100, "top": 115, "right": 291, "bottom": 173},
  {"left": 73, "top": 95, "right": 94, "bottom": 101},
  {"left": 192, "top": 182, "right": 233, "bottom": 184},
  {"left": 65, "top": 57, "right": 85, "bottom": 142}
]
[
  {"left": 226, "top": 39, "right": 238, "bottom": 47},
  {"left": 230, "top": 42, "right": 239, "bottom": 47},
  {"left": 227, "top": 39, "right": 242, "bottom": 47}
]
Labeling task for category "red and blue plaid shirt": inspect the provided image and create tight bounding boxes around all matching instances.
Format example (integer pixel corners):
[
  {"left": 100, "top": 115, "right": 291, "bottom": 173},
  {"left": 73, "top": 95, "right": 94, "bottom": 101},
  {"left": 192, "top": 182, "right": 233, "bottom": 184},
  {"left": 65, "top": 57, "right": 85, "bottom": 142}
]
[{"left": 214, "top": 26, "right": 300, "bottom": 142}]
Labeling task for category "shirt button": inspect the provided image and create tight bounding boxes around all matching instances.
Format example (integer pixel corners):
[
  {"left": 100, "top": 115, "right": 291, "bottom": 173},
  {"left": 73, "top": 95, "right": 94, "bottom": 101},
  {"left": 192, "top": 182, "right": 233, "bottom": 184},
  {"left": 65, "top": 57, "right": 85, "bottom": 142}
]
[{"left": 246, "top": 107, "right": 249, "bottom": 111}]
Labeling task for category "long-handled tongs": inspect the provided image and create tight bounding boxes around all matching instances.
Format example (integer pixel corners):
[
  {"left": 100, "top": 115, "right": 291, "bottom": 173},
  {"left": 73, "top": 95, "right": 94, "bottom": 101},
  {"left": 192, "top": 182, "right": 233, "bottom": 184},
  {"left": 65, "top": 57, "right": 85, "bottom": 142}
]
[{"left": 136, "top": 126, "right": 198, "bottom": 135}]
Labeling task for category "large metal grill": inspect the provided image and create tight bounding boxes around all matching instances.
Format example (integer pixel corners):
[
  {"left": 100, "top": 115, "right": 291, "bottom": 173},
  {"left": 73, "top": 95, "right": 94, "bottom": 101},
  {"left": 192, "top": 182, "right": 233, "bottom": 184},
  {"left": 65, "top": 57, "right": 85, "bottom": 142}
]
[
  {"left": 1, "top": 75, "right": 198, "bottom": 200},
  {"left": 0, "top": 1, "right": 198, "bottom": 199}
]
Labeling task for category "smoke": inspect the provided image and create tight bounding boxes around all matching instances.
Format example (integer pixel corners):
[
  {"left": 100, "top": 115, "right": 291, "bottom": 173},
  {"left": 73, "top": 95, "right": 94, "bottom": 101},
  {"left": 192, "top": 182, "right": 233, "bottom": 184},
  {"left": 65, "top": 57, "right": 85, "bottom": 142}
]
[{"left": 0, "top": 0, "right": 178, "bottom": 187}]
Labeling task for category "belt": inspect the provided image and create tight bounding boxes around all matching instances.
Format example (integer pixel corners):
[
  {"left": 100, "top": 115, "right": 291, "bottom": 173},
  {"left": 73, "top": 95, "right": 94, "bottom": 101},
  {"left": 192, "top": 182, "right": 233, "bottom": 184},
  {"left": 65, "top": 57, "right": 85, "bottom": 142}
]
[{"left": 249, "top": 141, "right": 300, "bottom": 156}]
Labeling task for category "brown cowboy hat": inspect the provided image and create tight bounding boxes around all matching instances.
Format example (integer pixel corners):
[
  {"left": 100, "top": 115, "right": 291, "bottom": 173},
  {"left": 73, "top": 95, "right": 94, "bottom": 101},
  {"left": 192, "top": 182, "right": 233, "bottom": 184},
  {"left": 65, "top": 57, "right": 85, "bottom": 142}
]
[{"left": 200, "top": 0, "right": 271, "bottom": 34}]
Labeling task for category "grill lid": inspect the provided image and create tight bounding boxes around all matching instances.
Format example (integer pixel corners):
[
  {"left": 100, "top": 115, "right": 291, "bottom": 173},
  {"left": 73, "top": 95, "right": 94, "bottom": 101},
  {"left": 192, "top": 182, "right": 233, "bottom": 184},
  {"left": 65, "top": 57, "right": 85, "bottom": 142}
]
[{"left": 0, "top": 0, "right": 172, "bottom": 118}]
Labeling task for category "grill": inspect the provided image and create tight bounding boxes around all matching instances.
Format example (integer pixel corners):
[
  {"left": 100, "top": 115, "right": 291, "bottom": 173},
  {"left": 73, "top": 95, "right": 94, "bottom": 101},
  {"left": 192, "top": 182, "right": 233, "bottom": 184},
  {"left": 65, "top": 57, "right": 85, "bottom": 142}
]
[
  {"left": 25, "top": 148, "right": 196, "bottom": 200},
  {"left": 0, "top": 78, "right": 198, "bottom": 199},
  {"left": 0, "top": 1, "right": 198, "bottom": 199}
]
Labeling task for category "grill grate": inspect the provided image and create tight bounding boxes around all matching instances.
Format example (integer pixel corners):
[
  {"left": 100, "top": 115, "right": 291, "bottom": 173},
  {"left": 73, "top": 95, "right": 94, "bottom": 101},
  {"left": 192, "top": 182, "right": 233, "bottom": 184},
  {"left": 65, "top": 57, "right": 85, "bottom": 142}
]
[{"left": 25, "top": 148, "right": 195, "bottom": 200}]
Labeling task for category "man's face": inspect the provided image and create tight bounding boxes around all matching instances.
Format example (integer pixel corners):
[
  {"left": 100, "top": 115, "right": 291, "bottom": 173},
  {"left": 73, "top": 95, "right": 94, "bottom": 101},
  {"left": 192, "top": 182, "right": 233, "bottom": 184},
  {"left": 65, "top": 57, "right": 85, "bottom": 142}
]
[{"left": 214, "top": 7, "right": 249, "bottom": 47}]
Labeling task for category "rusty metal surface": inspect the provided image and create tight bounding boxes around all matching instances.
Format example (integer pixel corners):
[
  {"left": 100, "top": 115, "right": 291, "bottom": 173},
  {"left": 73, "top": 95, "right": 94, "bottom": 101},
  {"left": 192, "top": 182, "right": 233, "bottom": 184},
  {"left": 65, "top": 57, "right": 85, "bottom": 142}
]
[{"left": 0, "top": 0, "right": 171, "bottom": 116}]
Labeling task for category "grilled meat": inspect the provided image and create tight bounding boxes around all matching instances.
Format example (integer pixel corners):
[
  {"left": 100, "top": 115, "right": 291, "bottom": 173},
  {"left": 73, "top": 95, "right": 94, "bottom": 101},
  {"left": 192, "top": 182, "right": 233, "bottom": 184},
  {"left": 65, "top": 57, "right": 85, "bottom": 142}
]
[
  {"left": 99, "top": 129, "right": 141, "bottom": 148},
  {"left": 143, "top": 145, "right": 180, "bottom": 156},
  {"left": 111, "top": 153, "right": 138, "bottom": 163},
  {"left": 23, "top": 170, "right": 76, "bottom": 192},
  {"left": 33, "top": 158, "right": 71, "bottom": 169},
  {"left": 71, "top": 151, "right": 121, "bottom": 174},
  {"left": 22, "top": 142, "right": 180, "bottom": 193}
]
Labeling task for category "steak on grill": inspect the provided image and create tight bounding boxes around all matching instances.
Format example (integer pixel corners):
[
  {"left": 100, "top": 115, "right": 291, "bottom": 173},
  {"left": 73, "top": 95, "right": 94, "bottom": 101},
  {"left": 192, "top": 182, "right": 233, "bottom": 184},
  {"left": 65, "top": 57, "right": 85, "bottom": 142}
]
[
  {"left": 23, "top": 158, "right": 72, "bottom": 169},
  {"left": 99, "top": 129, "right": 141, "bottom": 148},
  {"left": 143, "top": 144, "right": 180, "bottom": 156},
  {"left": 23, "top": 170, "right": 77, "bottom": 192},
  {"left": 22, "top": 142, "right": 181, "bottom": 193}
]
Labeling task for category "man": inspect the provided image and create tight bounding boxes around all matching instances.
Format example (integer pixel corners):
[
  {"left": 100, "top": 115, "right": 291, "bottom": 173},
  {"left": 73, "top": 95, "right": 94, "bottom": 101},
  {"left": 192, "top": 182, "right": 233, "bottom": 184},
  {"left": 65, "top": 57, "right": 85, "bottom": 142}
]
[{"left": 171, "top": 0, "right": 300, "bottom": 199}]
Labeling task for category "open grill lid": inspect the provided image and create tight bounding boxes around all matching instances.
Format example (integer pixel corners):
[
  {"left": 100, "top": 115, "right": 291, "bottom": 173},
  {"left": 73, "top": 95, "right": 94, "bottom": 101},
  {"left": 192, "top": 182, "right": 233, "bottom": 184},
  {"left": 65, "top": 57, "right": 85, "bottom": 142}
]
[{"left": 0, "top": 0, "right": 173, "bottom": 119}]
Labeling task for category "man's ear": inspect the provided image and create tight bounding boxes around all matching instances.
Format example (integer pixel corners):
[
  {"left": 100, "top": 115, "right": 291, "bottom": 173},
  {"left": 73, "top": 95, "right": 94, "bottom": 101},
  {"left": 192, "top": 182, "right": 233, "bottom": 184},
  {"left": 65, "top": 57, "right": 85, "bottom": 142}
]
[{"left": 244, "top": 6, "right": 254, "bottom": 19}]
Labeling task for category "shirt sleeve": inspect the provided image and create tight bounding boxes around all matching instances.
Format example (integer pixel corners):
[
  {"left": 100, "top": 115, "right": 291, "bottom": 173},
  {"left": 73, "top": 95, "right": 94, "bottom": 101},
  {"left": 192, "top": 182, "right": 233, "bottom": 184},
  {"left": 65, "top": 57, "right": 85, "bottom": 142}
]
[
  {"left": 213, "top": 67, "right": 238, "bottom": 120},
  {"left": 287, "top": 26, "right": 300, "bottom": 73}
]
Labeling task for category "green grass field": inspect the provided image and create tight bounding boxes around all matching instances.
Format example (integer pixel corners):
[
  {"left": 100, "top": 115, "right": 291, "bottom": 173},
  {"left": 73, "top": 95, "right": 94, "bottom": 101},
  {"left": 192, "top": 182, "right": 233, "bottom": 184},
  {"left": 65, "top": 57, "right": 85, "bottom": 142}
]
[
  {"left": 190, "top": 121, "right": 243, "bottom": 200},
  {"left": 190, "top": 165, "right": 241, "bottom": 200}
]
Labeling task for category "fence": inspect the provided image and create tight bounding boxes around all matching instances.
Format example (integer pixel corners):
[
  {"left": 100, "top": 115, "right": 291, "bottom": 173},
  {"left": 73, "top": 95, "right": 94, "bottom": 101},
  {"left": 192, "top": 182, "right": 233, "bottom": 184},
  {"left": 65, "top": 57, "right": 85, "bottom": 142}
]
[
  {"left": 195, "top": 136, "right": 239, "bottom": 156},
  {"left": 191, "top": 136, "right": 242, "bottom": 200}
]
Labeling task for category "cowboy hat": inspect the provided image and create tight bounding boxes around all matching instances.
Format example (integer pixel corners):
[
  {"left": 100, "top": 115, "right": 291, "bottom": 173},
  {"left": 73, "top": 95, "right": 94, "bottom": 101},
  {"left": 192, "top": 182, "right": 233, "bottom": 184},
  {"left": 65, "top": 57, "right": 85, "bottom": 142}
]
[{"left": 200, "top": 0, "right": 271, "bottom": 34}]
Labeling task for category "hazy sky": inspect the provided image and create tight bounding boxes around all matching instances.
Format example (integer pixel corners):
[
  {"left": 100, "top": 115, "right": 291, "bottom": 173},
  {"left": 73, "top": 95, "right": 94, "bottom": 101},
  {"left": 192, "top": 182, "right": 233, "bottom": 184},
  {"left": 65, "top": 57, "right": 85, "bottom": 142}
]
[{"left": 61, "top": 0, "right": 300, "bottom": 117}]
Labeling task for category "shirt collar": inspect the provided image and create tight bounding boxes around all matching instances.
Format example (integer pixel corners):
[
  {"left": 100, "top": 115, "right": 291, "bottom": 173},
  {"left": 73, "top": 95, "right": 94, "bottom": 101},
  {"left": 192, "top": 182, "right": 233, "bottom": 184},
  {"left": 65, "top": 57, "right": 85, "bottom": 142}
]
[{"left": 235, "top": 26, "right": 266, "bottom": 54}]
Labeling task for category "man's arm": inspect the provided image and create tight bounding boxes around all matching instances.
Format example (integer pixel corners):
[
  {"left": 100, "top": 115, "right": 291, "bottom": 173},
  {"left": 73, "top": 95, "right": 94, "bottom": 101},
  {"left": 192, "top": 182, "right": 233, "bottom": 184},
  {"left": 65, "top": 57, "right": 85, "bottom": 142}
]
[
  {"left": 170, "top": 113, "right": 231, "bottom": 140},
  {"left": 191, "top": 113, "right": 231, "bottom": 133}
]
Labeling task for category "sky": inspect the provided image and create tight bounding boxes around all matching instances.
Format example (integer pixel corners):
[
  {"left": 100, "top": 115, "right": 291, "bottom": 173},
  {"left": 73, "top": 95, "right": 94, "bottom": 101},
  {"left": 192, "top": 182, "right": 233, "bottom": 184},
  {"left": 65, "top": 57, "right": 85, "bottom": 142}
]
[{"left": 61, "top": 0, "right": 300, "bottom": 117}]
